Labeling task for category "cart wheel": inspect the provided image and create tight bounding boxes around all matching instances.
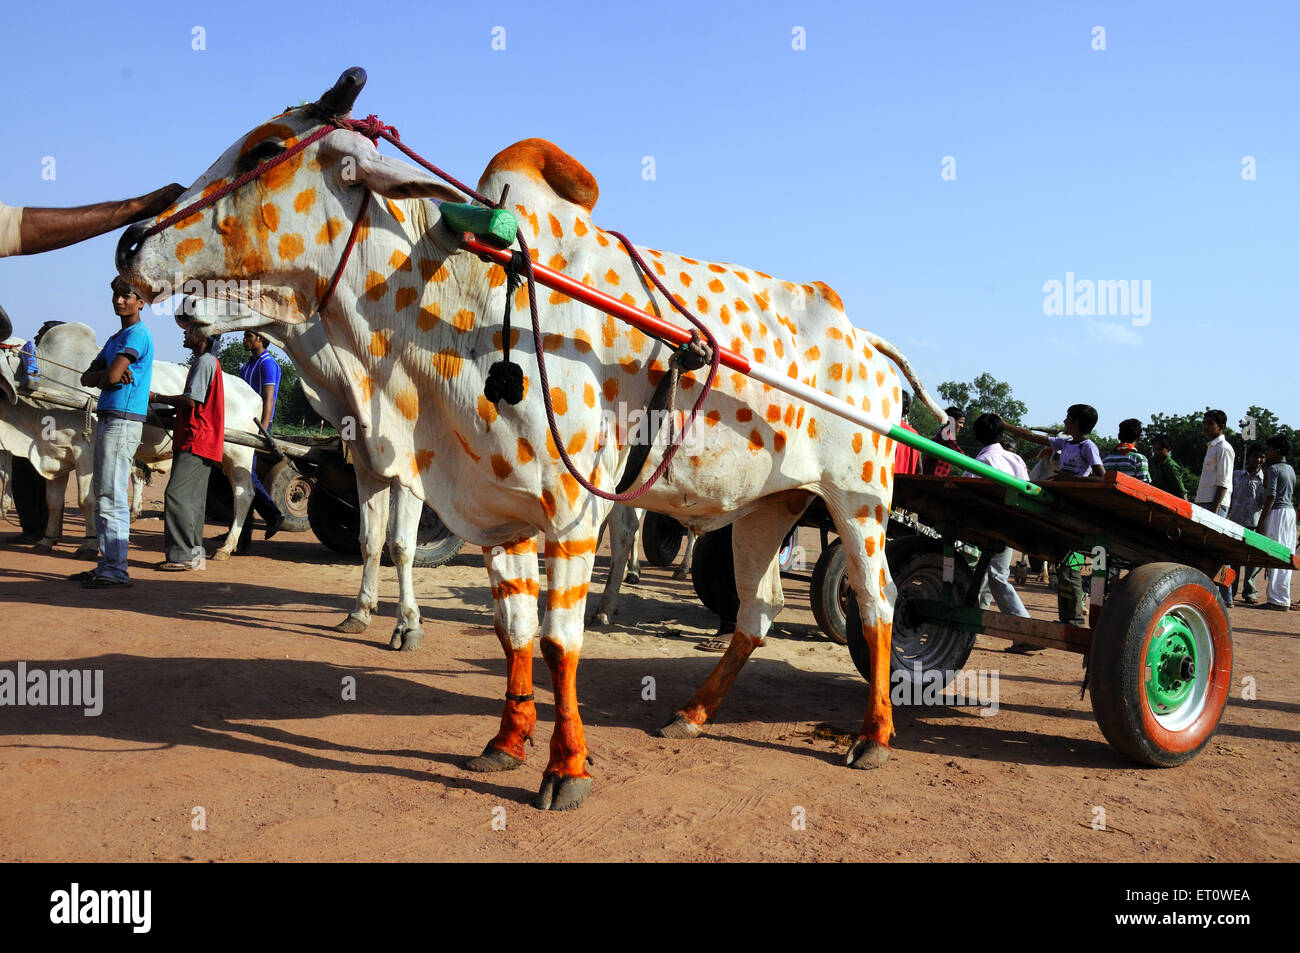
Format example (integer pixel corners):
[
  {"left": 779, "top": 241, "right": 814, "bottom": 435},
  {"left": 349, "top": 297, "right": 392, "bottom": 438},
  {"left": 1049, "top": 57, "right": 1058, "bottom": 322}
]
[
  {"left": 307, "top": 480, "right": 361, "bottom": 556},
  {"left": 641, "top": 511, "right": 686, "bottom": 567},
  {"left": 1088, "top": 562, "right": 1232, "bottom": 767},
  {"left": 810, "top": 540, "right": 850, "bottom": 645},
  {"left": 845, "top": 540, "right": 975, "bottom": 693},
  {"left": 265, "top": 461, "right": 313, "bottom": 534},
  {"left": 690, "top": 526, "right": 739, "bottom": 621},
  {"left": 412, "top": 505, "right": 463, "bottom": 568}
]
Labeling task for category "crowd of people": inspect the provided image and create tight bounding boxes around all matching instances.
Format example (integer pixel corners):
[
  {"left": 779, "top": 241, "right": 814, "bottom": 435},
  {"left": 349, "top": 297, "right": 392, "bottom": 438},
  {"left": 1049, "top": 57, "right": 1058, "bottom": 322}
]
[{"left": 893, "top": 398, "right": 1299, "bottom": 645}]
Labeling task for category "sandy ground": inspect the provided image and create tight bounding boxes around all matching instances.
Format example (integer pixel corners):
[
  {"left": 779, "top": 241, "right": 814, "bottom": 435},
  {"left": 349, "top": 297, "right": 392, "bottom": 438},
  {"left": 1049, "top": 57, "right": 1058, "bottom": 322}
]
[{"left": 1, "top": 484, "right": 1297, "bottom": 863}]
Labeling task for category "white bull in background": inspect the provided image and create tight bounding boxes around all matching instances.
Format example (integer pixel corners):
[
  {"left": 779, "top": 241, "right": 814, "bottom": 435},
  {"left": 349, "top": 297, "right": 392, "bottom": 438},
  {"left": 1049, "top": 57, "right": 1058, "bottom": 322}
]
[{"left": 0, "top": 321, "right": 261, "bottom": 560}]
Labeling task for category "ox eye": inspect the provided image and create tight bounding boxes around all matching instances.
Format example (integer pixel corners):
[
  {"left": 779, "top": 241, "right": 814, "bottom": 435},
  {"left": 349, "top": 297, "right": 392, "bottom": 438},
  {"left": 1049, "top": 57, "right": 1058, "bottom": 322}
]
[{"left": 241, "top": 140, "right": 286, "bottom": 169}]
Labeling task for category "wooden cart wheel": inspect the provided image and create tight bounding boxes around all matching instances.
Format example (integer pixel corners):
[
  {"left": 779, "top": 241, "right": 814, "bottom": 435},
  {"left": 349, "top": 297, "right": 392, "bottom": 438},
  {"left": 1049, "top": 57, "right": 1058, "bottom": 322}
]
[
  {"left": 641, "top": 511, "right": 686, "bottom": 568},
  {"left": 810, "top": 539, "right": 849, "bottom": 645},
  {"left": 307, "top": 479, "right": 360, "bottom": 556},
  {"left": 204, "top": 467, "right": 235, "bottom": 524},
  {"left": 265, "top": 460, "right": 313, "bottom": 534},
  {"left": 1088, "top": 562, "right": 1232, "bottom": 767},
  {"left": 846, "top": 538, "right": 975, "bottom": 692}
]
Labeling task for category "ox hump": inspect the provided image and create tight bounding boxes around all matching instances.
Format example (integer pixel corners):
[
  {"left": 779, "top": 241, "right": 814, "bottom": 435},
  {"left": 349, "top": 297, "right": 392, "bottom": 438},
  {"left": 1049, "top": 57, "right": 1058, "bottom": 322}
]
[{"left": 479, "top": 139, "right": 599, "bottom": 212}]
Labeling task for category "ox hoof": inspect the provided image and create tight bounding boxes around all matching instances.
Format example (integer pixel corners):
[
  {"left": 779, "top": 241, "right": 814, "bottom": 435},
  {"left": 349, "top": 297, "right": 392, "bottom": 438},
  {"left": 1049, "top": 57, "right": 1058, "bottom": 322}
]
[
  {"left": 33, "top": 537, "right": 57, "bottom": 552},
  {"left": 335, "top": 614, "right": 369, "bottom": 634},
  {"left": 589, "top": 611, "right": 612, "bottom": 628},
  {"left": 75, "top": 541, "right": 98, "bottom": 559},
  {"left": 210, "top": 549, "right": 231, "bottom": 562},
  {"left": 533, "top": 774, "right": 592, "bottom": 812},
  {"left": 624, "top": 571, "right": 640, "bottom": 585},
  {"left": 395, "top": 629, "right": 424, "bottom": 652},
  {"left": 464, "top": 744, "right": 525, "bottom": 773},
  {"left": 671, "top": 568, "right": 688, "bottom": 580},
  {"left": 656, "top": 712, "right": 704, "bottom": 740},
  {"left": 846, "top": 738, "right": 891, "bottom": 770}
]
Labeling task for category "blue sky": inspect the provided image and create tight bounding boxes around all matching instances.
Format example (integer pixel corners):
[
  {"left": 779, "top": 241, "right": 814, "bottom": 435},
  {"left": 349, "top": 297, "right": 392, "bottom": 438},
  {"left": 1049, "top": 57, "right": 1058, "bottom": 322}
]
[{"left": 2, "top": 0, "right": 1295, "bottom": 433}]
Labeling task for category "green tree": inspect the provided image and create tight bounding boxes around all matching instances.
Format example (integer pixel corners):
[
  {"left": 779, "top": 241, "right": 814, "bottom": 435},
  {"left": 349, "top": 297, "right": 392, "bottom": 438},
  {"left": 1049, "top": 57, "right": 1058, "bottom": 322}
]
[
  {"left": 210, "top": 338, "right": 329, "bottom": 432},
  {"left": 908, "top": 372, "right": 1029, "bottom": 458}
]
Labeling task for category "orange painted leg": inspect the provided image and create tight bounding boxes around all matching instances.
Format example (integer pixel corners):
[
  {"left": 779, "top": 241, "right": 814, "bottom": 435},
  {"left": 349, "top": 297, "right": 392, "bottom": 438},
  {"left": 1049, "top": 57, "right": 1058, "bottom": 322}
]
[
  {"left": 848, "top": 618, "right": 895, "bottom": 768},
  {"left": 487, "top": 634, "right": 536, "bottom": 761},
  {"left": 661, "top": 631, "right": 763, "bottom": 738},
  {"left": 540, "top": 639, "right": 589, "bottom": 779}
]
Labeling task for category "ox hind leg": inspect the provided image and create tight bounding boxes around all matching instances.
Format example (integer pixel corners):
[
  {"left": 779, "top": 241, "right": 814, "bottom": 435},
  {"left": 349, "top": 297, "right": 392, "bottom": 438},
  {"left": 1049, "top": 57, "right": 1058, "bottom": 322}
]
[
  {"left": 210, "top": 451, "right": 254, "bottom": 560},
  {"left": 465, "top": 537, "right": 541, "bottom": 773},
  {"left": 674, "top": 528, "right": 697, "bottom": 579},
  {"left": 385, "top": 483, "right": 424, "bottom": 651},
  {"left": 659, "top": 493, "right": 812, "bottom": 739},
  {"left": 533, "top": 523, "right": 605, "bottom": 811},
  {"left": 825, "top": 497, "right": 896, "bottom": 769},
  {"left": 336, "top": 469, "right": 389, "bottom": 636},
  {"left": 588, "top": 505, "right": 641, "bottom": 627},
  {"left": 33, "top": 471, "right": 70, "bottom": 551}
]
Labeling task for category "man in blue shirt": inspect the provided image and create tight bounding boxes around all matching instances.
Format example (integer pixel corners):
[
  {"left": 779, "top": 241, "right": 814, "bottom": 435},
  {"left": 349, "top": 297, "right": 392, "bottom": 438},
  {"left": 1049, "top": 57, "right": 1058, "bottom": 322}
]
[
  {"left": 238, "top": 329, "right": 284, "bottom": 548},
  {"left": 70, "top": 276, "right": 153, "bottom": 588}
]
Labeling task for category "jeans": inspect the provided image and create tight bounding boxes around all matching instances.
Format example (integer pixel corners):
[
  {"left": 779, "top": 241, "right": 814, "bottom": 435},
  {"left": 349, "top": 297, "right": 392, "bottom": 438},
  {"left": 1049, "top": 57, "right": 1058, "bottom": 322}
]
[
  {"left": 93, "top": 417, "right": 143, "bottom": 581},
  {"left": 986, "top": 546, "right": 1030, "bottom": 618}
]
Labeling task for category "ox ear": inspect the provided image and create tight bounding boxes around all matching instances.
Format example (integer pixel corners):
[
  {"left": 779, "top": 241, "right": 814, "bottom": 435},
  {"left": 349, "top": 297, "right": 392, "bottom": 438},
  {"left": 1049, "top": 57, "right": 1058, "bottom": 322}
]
[{"left": 329, "top": 132, "right": 468, "bottom": 205}]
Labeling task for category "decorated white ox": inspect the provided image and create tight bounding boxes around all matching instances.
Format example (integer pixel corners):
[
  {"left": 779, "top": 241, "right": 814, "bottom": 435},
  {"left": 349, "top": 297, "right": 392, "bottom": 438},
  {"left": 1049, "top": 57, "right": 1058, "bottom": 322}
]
[
  {"left": 120, "top": 68, "right": 943, "bottom": 811},
  {"left": 0, "top": 320, "right": 261, "bottom": 559}
]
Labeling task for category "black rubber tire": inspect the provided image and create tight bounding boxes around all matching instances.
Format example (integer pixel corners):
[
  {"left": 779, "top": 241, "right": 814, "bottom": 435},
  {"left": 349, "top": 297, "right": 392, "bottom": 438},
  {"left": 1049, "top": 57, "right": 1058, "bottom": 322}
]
[
  {"left": 810, "top": 540, "right": 849, "bottom": 645},
  {"left": 205, "top": 468, "right": 234, "bottom": 524},
  {"left": 412, "top": 505, "right": 463, "bottom": 568},
  {"left": 266, "top": 460, "right": 313, "bottom": 534},
  {"left": 1088, "top": 562, "right": 1232, "bottom": 767},
  {"left": 846, "top": 540, "right": 976, "bottom": 694},
  {"left": 307, "top": 479, "right": 361, "bottom": 555},
  {"left": 690, "top": 526, "right": 739, "bottom": 622},
  {"left": 641, "top": 511, "right": 686, "bottom": 567}
]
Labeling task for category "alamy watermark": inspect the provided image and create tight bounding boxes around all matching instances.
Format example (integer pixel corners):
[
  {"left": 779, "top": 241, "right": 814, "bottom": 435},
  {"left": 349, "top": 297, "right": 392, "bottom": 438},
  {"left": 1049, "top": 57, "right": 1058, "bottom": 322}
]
[
  {"left": 0, "top": 663, "right": 103, "bottom": 716},
  {"left": 599, "top": 403, "right": 704, "bottom": 452},
  {"left": 147, "top": 275, "right": 262, "bottom": 315},
  {"left": 891, "top": 665, "right": 999, "bottom": 715},
  {"left": 50, "top": 884, "right": 150, "bottom": 933},
  {"left": 1042, "top": 272, "right": 1151, "bottom": 327}
]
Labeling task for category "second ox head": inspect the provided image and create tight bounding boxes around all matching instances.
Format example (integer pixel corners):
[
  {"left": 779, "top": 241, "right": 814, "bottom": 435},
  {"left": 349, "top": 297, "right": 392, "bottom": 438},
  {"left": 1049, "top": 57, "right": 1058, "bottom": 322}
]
[{"left": 118, "top": 67, "right": 465, "bottom": 334}]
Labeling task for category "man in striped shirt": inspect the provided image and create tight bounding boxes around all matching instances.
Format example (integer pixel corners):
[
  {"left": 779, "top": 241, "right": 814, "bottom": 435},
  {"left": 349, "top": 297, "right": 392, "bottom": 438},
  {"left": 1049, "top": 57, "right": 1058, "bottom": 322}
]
[{"left": 1101, "top": 418, "right": 1151, "bottom": 482}]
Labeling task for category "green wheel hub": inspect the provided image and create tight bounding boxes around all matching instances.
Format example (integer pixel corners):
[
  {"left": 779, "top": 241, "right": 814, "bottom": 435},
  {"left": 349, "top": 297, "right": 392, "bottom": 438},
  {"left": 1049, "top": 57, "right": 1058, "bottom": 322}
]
[{"left": 1146, "top": 614, "right": 1198, "bottom": 713}]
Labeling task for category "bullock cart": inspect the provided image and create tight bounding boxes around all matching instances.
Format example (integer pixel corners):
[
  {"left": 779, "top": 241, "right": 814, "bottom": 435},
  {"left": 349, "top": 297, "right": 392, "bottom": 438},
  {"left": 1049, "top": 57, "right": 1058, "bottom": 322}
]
[
  {"left": 18, "top": 385, "right": 464, "bottom": 568},
  {"left": 853, "top": 470, "right": 1297, "bottom": 766}
]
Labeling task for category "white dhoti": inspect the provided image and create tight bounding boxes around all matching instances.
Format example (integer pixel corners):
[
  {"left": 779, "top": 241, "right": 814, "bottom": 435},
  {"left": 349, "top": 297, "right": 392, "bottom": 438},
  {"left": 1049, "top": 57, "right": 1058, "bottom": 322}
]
[{"left": 1261, "top": 506, "right": 1296, "bottom": 606}]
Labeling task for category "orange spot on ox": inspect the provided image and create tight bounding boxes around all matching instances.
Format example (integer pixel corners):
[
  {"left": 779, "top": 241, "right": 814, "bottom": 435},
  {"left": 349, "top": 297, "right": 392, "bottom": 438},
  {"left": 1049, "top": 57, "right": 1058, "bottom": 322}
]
[
  {"left": 369, "top": 331, "right": 389, "bottom": 357},
  {"left": 395, "top": 390, "right": 419, "bottom": 420},
  {"left": 294, "top": 189, "right": 316, "bottom": 214},
  {"left": 748, "top": 429, "right": 764, "bottom": 451},
  {"left": 736, "top": 407, "right": 753, "bottom": 423},
  {"left": 862, "top": 461, "right": 874, "bottom": 483},
  {"left": 414, "top": 449, "right": 435, "bottom": 473},
  {"left": 605, "top": 268, "right": 620, "bottom": 285},
  {"left": 432, "top": 349, "right": 464, "bottom": 379},
  {"left": 491, "top": 455, "right": 513, "bottom": 480},
  {"left": 517, "top": 438, "right": 535, "bottom": 463},
  {"left": 417, "top": 302, "right": 441, "bottom": 331},
  {"left": 452, "top": 309, "right": 475, "bottom": 333},
  {"left": 603, "top": 378, "right": 619, "bottom": 401},
  {"left": 574, "top": 217, "right": 588, "bottom": 236},
  {"left": 385, "top": 197, "right": 405, "bottom": 222},
  {"left": 175, "top": 238, "right": 205, "bottom": 263},
  {"left": 774, "top": 432, "right": 786, "bottom": 452},
  {"left": 365, "top": 272, "right": 388, "bottom": 302},
  {"left": 277, "top": 233, "right": 303, "bottom": 261},
  {"left": 560, "top": 473, "right": 582, "bottom": 510},
  {"left": 583, "top": 382, "right": 596, "bottom": 408},
  {"left": 394, "top": 287, "right": 417, "bottom": 311},
  {"left": 259, "top": 203, "right": 280, "bottom": 232},
  {"left": 455, "top": 431, "right": 481, "bottom": 462},
  {"left": 547, "top": 583, "right": 589, "bottom": 611},
  {"left": 852, "top": 433, "right": 863, "bottom": 454},
  {"left": 421, "top": 258, "right": 449, "bottom": 282},
  {"left": 708, "top": 278, "right": 725, "bottom": 293},
  {"left": 478, "top": 395, "right": 499, "bottom": 425},
  {"left": 389, "top": 250, "right": 412, "bottom": 272},
  {"left": 766, "top": 404, "right": 782, "bottom": 423},
  {"left": 550, "top": 388, "right": 568, "bottom": 415},
  {"left": 316, "top": 218, "right": 343, "bottom": 245},
  {"left": 572, "top": 329, "right": 593, "bottom": 352},
  {"left": 549, "top": 213, "right": 564, "bottom": 238}
]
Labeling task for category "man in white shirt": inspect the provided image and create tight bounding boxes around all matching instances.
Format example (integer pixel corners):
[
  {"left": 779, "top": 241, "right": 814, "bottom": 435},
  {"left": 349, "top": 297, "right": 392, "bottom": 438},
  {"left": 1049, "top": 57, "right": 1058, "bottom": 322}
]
[
  {"left": 1195, "top": 409, "right": 1235, "bottom": 518},
  {"left": 972, "top": 414, "right": 1037, "bottom": 653},
  {"left": 1196, "top": 409, "right": 1235, "bottom": 604}
]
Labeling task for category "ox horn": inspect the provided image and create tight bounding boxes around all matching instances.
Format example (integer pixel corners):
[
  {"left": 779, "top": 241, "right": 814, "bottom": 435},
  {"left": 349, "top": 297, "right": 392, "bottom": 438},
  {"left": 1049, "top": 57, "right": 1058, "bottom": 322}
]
[
  {"left": 317, "top": 67, "right": 367, "bottom": 117},
  {"left": 0, "top": 304, "right": 11, "bottom": 342}
]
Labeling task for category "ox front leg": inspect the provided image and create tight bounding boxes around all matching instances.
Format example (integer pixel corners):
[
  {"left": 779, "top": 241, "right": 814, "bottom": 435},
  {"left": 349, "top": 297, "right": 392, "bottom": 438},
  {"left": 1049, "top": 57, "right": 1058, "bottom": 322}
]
[
  {"left": 673, "top": 529, "right": 697, "bottom": 580},
  {"left": 834, "top": 506, "right": 895, "bottom": 770},
  {"left": 74, "top": 464, "right": 98, "bottom": 558},
  {"left": 533, "top": 530, "right": 601, "bottom": 811},
  {"left": 464, "top": 537, "right": 540, "bottom": 773},
  {"left": 336, "top": 473, "right": 388, "bottom": 636},
  {"left": 386, "top": 484, "right": 424, "bottom": 651},
  {"left": 659, "top": 498, "right": 804, "bottom": 739},
  {"left": 211, "top": 453, "right": 254, "bottom": 561},
  {"left": 588, "top": 505, "right": 640, "bottom": 627},
  {"left": 34, "top": 472, "right": 69, "bottom": 552}
]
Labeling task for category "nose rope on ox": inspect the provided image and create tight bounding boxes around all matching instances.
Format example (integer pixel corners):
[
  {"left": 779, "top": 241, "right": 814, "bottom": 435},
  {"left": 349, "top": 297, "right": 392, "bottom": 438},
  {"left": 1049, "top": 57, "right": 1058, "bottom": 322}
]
[{"left": 129, "top": 109, "right": 722, "bottom": 505}]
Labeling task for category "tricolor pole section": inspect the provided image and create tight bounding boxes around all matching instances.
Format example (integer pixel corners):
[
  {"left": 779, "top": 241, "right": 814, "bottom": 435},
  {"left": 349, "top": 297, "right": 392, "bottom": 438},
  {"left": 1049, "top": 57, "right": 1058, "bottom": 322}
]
[{"left": 461, "top": 234, "right": 1046, "bottom": 501}]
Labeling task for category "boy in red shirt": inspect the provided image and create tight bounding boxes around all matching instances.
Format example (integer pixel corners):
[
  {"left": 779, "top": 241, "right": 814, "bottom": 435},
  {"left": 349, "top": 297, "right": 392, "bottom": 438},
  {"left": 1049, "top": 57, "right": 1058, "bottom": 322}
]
[{"left": 150, "top": 328, "right": 225, "bottom": 570}]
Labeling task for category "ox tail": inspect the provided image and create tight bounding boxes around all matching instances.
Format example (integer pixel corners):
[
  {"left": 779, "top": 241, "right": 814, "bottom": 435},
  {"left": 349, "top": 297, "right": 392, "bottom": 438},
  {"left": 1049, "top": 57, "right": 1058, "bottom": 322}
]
[{"left": 861, "top": 331, "right": 947, "bottom": 423}]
